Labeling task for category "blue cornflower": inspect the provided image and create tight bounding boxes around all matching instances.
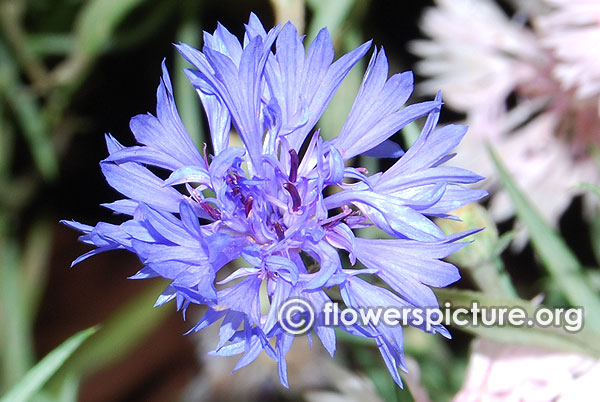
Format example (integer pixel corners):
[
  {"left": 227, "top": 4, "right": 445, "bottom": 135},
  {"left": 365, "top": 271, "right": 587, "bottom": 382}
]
[{"left": 63, "top": 14, "right": 486, "bottom": 388}]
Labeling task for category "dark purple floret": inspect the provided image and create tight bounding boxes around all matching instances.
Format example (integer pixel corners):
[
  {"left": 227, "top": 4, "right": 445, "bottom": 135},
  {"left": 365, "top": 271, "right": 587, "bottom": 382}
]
[{"left": 288, "top": 149, "right": 299, "bottom": 183}]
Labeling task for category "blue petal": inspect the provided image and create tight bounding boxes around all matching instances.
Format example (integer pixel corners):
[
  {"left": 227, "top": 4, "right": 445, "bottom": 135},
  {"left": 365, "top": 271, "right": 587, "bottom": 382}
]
[
  {"left": 101, "top": 199, "right": 138, "bottom": 215},
  {"left": 187, "top": 308, "right": 226, "bottom": 334},
  {"left": 265, "top": 255, "right": 299, "bottom": 284},
  {"left": 354, "top": 237, "right": 461, "bottom": 287},
  {"left": 376, "top": 166, "right": 485, "bottom": 193},
  {"left": 217, "top": 276, "right": 262, "bottom": 325},
  {"left": 104, "top": 146, "right": 183, "bottom": 171},
  {"left": 276, "top": 333, "right": 293, "bottom": 388},
  {"left": 204, "top": 23, "right": 243, "bottom": 63},
  {"left": 324, "top": 190, "right": 446, "bottom": 241},
  {"left": 100, "top": 158, "right": 185, "bottom": 214},
  {"left": 361, "top": 139, "right": 405, "bottom": 158},
  {"left": 128, "top": 62, "right": 205, "bottom": 169},
  {"left": 231, "top": 333, "right": 267, "bottom": 371},
  {"left": 337, "top": 100, "right": 441, "bottom": 160},
  {"left": 303, "top": 241, "right": 342, "bottom": 289},
  {"left": 285, "top": 35, "right": 372, "bottom": 150},
  {"left": 218, "top": 312, "right": 244, "bottom": 349},
  {"left": 385, "top": 123, "right": 469, "bottom": 177},
  {"left": 137, "top": 204, "right": 200, "bottom": 247},
  {"left": 154, "top": 285, "right": 177, "bottom": 307},
  {"left": 128, "top": 266, "right": 159, "bottom": 280}
]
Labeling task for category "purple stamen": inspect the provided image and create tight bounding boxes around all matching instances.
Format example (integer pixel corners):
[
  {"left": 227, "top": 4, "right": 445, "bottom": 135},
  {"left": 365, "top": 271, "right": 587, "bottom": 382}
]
[
  {"left": 289, "top": 149, "right": 299, "bottom": 183},
  {"left": 200, "top": 202, "right": 221, "bottom": 220},
  {"left": 283, "top": 182, "right": 301, "bottom": 211},
  {"left": 273, "top": 222, "right": 285, "bottom": 241},
  {"left": 322, "top": 208, "right": 354, "bottom": 228},
  {"left": 245, "top": 196, "right": 254, "bottom": 217}
]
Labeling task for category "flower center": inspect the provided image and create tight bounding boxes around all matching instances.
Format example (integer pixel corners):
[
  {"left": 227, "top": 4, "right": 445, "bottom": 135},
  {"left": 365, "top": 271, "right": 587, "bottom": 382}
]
[{"left": 217, "top": 152, "right": 316, "bottom": 246}]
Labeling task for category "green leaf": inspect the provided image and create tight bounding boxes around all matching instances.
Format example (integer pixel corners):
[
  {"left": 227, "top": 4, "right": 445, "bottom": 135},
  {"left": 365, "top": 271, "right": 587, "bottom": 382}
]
[
  {"left": 21, "top": 220, "right": 53, "bottom": 321},
  {"left": 111, "top": 0, "right": 176, "bottom": 51},
  {"left": 44, "top": 281, "right": 171, "bottom": 396},
  {"left": 0, "top": 96, "right": 15, "bottom": 185},
  {"left": 53, "top": 371, "right": 79, "bottom": 402},
  {"left": 493, "top": 230, "right": 515, "bottom": 257},
  {"left": 26, "top": 34, "right": 74, "bottom": 57},
  {"left": 0, "top": 42, "right": 57, "bottom": 180},
  {"left": 401, "top": 122, "right": 420, "bottom": 148},
  {"left": 436, "top": 288, "right": 600, "bottom": 357},
  {"left": 10, "top": 87, "right": 58, "bottom": 180},
  {"left": 74, "top": 0, "right": 147, "bottom": 59},
  {"left": 0, "top": 327, "right": 96, "bottom": 402},
  {"left": 59, "top": 280, "right": 171, "bottom": 376},
  {"left": 488, "top": 145, "right": 600, "bottom": 331},
  {"left": 579, "top": 182, "right": 600, "bottom": 199},
  {"left": 175, "top": 1, "right": 204, "bottom": 148},
  {"left": 437, "top": 204, "right": 517, "bottom": 298},
  {"left": 306, "top": 0, "right": 355, "bottom": 42},
  {"left": 29, "top": 372, "right": 80, "bottom": 402},
  {"left": 51, "top": 371, "right": 79, "bottom": 402},
  {"left": 586, "top": 269, "right": 600, "bottom": 292},
  {"left": 0, "top": 239, "right": 34, "bottom": 391}
]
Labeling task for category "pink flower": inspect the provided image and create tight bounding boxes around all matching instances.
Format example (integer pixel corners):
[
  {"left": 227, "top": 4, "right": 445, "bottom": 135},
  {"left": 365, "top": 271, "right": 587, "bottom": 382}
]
[
  {"left": 454, "top": 339, "right": 598, "bottom": 402},
  {"left": 411, "top": 0, "right": 600, "bottom": 231},
  {"left": 538, "top": 0, "right": 600, "bottom": 103}
]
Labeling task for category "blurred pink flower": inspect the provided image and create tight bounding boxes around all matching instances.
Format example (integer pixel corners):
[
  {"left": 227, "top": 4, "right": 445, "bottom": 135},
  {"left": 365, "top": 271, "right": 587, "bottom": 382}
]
[
  {"left": 411, "top": 0, "right": 599, "bottom": 230},
  {"left": 538, "top": 0, "right": 600, "bottom": 104},
  {"left": 453, "top": 339, "right": 599, "bottom": 402}
]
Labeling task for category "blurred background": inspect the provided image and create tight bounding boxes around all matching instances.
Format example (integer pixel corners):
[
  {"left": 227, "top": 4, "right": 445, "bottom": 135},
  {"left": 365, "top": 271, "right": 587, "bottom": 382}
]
[{"left": 1, "top": 0, "right": 599, "bottom": 401}]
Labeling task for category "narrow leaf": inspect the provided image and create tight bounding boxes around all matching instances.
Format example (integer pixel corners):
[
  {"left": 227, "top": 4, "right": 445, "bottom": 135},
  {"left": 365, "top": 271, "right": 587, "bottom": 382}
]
[
  {"left": 0, "top": 42, "right": 57, "bottom": 180},
  {"left": 1, "top": 240, "right": 34, "bottom": 390},
  {"left": 59, "top": 280, "right": 171, "bottom": 375},
  {"left": 175, "top": 2, "right": 204, "bottom": 148},
  {"left": 306, "top": 0, "right": 355, "bottom": 42},
  {"left": 0, "top": 327, "right": 96, "bottom": 402},
  {"left": 74, "top": 0, "right": 146, "bottom": 58},
  {"left": 436, "top": 288, "right": 600, "bottom": 357},
  {"left": 489, "top": 145, "right": 600, "bottom": 331},
  {"left": 579, "top": 182, "right": 600, "bottom": 199}
]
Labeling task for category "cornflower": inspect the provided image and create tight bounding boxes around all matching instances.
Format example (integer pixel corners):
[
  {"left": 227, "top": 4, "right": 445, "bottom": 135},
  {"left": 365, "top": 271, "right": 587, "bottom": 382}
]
[{"left": 63, "top": 14, "right": 485, "bottom": 387}]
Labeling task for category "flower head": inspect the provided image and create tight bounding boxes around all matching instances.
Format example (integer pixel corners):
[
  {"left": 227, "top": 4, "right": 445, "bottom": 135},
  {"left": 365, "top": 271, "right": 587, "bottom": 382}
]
[
  {"left": 538, "top": 0, "right": 600, "bottom": 103},
  {"left": 411, "top": 0, "right": 600, "bottom": 232},
  {"left": 63, "top": 14, "right": 485, "bottom": 387}
]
